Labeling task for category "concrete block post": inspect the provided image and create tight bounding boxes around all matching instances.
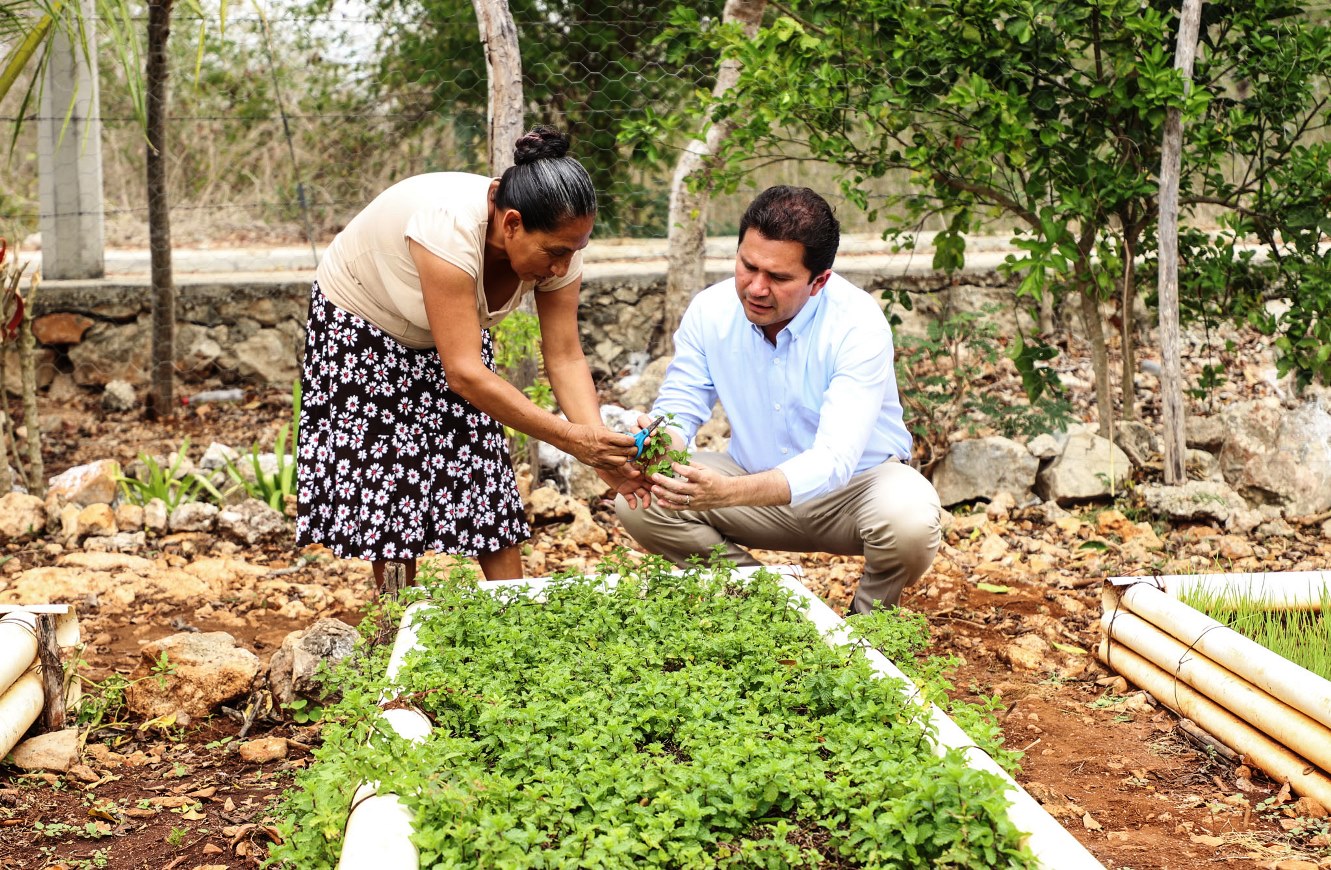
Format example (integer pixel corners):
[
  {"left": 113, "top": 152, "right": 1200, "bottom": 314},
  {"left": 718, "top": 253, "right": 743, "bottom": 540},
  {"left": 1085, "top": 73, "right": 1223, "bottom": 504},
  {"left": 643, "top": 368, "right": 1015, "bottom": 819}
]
[{"left": 37, "top": 0, "right": 105, "bottom": 280}]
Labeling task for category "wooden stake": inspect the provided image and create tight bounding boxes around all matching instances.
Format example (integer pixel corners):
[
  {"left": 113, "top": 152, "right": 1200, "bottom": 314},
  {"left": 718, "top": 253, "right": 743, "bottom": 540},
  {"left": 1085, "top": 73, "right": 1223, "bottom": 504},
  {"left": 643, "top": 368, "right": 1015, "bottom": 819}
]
[{"left": 35, "top": 613, "right": 65, "bottom": 731}]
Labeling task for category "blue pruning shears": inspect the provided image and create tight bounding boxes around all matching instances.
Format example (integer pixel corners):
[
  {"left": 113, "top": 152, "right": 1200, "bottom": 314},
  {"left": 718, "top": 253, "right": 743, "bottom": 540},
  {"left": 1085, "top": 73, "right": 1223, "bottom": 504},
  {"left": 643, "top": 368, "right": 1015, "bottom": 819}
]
[{"left": 633, "top": 415, "right": 667, "bottom": 460}]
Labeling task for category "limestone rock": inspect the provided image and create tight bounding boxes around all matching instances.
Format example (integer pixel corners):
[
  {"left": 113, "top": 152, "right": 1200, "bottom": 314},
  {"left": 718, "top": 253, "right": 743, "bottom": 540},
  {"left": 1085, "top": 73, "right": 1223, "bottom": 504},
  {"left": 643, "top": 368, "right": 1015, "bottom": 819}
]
[
  {"left": 125, "top": 631, "right": 259, "bottom": 719},
  {"left": 76, "top": 504, "right": 117, "bottom": 538},
  {"left": 567, "top": 504, "right": 609, "bottom": 546},
  {"left": 1036, "top": 430, "right": 1131, "bottom": 504},
  {"left": 143, "top": 498, "right": 168, "bottom": 533},
  {"left": 68, "top": 320, "right": 151, "bottom": 387},
  {"left": 1185, "top": 448, "right": 1223, "bottom": 482},
  {"left": 237, "top": 736, "right": 288, "bottom": 764},
  {"left": 1185, "top": 414, "right": 1228, "bottom": 451},
  {"left": 114, "top": 503, "right": 144, "bottom": 532},
  {"left": 1219, "top": 400, "right": 1331, "bottom": 517},
  {"left": 269, "top": 618, "right": 360, "bottom": 706},
  {"left": 32, "top": 312, "right": 94, "bottom": 345},
  {"left": 1138, "top": 480, "right": 1248, "bottom": 524},
  {"left": 1027, "top": 433, "right": 1063, "bottom": 460},
  {"left": 47, "top": 460, "right": 121, "bottom": 508},
  {"left": 169, "top": 502, "right": 218, "bottom": 532},
  {"left": 0, "top": 492, "right": 47, "bottom": 541},
  {"left": 618, "top": 356, "right": 673, "bottom": 410},
  {"left": 527, "top": 485, "right": 578, "bottom": 521},
  {"left": 101, "top": 380, "right": 137, "bottom": 413},
  {"left": 1, "top": 346, "right": 56, "bottom": 397},
  {"left": 83, "top": 532, "right": 147, "bottom": 553},
  {"left": 1001, "top": 634, "right": 1052, "bottom": 671},
  {"left": 9, "top": 728, "right": 80, "bottom": 772},
  {"left": 932, "top": 436, "right": 1038, "bottom": 507},
  {"left": 1116, "top": 420, "right": 1157, "bottom": 468},
  {"left": 216, "top": 498, "right": 288, "bottom": 544}
]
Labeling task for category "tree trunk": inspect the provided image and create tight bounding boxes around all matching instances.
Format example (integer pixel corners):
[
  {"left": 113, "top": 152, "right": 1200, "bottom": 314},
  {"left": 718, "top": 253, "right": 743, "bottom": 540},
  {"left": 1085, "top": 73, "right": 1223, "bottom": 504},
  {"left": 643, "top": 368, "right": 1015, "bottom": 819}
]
[
  {"left": 19, "top": 277, "right": 44, "bottom": 496},
  {"left": 662, "top": 0, "right": 768, "bottom": 353},
  {"left": 146, "top": 0, "right": 175, "bottom": 418},
  {"left": 1119, "top": 222, "right": 1139, "bottom": 422},
  {"left": 1079, "top": 280, "right": 1114, "bottom": 439},
  {"left": 471, "top": 0, "right": 524, "bottom": 176},
  {"left": 1158, "top": 0, "right": 1204, "bottom": 485},
  {"left": 471, "top": 0, "right": 540, "bottom": 480},
  {"left": 0, "top": 351, "right": 10, "bottom": 495}
]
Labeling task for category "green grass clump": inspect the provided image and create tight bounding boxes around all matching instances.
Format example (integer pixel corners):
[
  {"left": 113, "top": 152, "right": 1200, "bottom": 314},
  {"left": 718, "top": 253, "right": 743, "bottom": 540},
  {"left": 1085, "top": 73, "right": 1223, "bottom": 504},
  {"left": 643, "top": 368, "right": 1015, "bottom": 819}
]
[
  {"left": 1181, "top": 586, "right": 1331, "bottom": 681},
  {"left": 270, "top": 554, "right": 1035, "bottom": 869}
]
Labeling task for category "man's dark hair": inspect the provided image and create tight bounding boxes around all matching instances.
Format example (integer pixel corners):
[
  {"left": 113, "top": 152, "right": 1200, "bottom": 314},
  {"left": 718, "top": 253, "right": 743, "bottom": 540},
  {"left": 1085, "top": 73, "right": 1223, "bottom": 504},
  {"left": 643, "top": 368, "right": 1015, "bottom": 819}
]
[{"left": 737, "top": 186, "right": 840, "bottom": 276}]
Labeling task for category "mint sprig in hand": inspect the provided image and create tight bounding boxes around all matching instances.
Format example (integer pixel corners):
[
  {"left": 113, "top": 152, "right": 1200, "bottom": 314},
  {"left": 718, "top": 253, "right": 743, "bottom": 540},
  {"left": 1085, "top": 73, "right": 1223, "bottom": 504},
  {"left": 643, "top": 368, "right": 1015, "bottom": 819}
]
[{"left": 635, "top": 412, "right": 691, "bottom": 477}]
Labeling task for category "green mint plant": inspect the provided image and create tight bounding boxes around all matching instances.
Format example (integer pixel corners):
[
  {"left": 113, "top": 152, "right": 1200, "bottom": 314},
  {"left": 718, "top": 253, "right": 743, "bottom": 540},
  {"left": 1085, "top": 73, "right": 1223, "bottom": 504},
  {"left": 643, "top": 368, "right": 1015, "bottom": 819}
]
[
  {"left": 116, "top": 437, "right": 218, "bottom": 511},
  {"left": 636, "top": 412, "right": 691, "bottom": 477},
  {"left": 270, "top": 553, "right": 1036, "bottom": 868},
  {"left": 220, "top": 379, "right": 301, "bottom": 513}
]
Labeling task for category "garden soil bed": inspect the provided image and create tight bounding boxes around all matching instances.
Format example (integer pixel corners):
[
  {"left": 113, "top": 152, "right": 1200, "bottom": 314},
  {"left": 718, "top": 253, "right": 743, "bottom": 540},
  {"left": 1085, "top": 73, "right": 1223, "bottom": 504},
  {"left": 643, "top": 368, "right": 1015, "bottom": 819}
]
[{"left": 3, "top": 334, "right": 1331, "bottom": 868}]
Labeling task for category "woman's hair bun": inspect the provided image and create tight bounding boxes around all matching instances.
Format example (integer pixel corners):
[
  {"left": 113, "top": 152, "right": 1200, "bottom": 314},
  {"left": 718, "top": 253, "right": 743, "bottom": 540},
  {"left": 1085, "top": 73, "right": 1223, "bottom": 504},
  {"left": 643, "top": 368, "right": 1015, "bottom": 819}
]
[{"left": 512, "top": 125, "right": 570, "bottom": 165}]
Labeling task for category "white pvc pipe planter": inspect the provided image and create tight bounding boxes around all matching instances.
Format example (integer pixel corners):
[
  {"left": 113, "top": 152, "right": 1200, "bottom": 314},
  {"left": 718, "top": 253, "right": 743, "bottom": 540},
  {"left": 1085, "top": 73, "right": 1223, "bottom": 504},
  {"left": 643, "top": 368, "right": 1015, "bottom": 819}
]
[
  {"left": 338, "top": 567, "right": 1103, "bottom": 870},
  {"left": 0, "top": 610, "right": 42, "bottom": 760},
  {"left": 1100, "top": 575, "right": 1331, "bottom": 807}
]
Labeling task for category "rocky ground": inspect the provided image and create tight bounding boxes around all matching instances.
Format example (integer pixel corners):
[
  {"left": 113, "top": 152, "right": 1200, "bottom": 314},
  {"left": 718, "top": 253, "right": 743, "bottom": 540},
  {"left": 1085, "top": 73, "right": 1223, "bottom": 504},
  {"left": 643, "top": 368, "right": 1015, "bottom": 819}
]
[{"left": 1, "top": 319, "right": 1330, "bottom": 870}]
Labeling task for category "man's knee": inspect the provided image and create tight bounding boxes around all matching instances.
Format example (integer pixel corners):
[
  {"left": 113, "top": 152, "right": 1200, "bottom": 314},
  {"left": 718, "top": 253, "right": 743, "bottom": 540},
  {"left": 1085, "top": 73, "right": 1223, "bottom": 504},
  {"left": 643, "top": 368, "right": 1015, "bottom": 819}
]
[{"left": 858, "top": 470, "right": 942, "bottom": 572}]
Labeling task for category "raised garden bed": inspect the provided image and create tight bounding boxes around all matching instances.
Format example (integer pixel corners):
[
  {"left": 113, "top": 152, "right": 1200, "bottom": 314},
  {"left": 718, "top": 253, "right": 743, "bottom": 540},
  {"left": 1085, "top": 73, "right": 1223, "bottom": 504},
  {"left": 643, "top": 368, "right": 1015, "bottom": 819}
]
[
  {"left": 1099, "top": 572, "right": 1331, "bottom": 809},
  {"left": 272, "top": 558, "right": 1101, "bottom": 869}
]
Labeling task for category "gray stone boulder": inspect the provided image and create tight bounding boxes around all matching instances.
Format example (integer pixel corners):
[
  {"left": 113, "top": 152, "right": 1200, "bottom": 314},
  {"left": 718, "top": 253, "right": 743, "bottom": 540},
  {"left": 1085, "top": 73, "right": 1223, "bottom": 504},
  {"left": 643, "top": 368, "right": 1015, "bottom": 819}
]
[
  {"left": 216, "top": 498, "right": 288, "bottom": 544},
  {"left": 1138, "top": 480, "right": 1249, "bottom": 524},
  {"left": 1116, "top": 420, "right": 1157, "bottom": 468},
  {"left": 1186, "top": 414, "right": 1228, "bottom": 451},
  {"left": 125, "top": 631, "right": 259, "bottom": 720},
  {"left": 269, "top": 618, "right": 360, "bottom": 706},
  {"left": 931, "top": 436, "right": 1038, "bottom": 507},
  {"left": 101, "top": 380, "right": 137, "bottom": 413},
  {"left": 1036, "top": 429, "right": 1131, "bottom": 504},
  {"left": 169, "top": 501, "right": 218, "bottom": 532},
  {"left": 618, "top": 356, "right": 672, "bottom": 410},
  {"left": 1219, "top": 399, "right": 1331, "bottom": 517},
  {"left": 0, "top": 492, "right": 47, "bottom": 540},
  {"left": 47, "top": 460, "right": 120, "bottom": 507}
]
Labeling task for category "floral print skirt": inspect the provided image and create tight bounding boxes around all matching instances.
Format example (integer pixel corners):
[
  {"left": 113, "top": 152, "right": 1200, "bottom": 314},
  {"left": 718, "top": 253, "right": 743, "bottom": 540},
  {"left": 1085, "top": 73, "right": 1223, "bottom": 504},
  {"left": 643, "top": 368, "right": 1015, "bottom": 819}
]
[{"left": 295, "top": 282, "right": 530, "bottom": 562}]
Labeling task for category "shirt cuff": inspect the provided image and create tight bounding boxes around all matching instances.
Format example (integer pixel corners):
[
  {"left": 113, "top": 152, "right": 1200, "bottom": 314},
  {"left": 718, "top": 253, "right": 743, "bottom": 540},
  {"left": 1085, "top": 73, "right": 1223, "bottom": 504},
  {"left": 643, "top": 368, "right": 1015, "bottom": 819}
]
[{"left": 776, "top": 453, "right": 838, "bottom": 506}]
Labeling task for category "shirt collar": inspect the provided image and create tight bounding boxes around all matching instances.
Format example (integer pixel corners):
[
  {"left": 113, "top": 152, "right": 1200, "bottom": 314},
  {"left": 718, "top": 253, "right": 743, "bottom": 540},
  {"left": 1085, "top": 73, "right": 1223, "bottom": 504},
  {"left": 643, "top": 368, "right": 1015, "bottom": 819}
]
[{"left": 748, "top": 278, "right": 828, "bottom": 343}]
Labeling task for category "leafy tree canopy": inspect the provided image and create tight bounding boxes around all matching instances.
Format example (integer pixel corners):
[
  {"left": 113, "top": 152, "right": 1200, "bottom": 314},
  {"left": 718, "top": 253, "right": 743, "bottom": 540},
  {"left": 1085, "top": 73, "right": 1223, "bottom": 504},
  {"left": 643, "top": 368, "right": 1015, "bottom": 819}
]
[
  {"left": 335, "top": 0, "right": 713, "bottom": 234},
  {"left": 634, "top": 0, "right": 1331, "bottom": 395}
]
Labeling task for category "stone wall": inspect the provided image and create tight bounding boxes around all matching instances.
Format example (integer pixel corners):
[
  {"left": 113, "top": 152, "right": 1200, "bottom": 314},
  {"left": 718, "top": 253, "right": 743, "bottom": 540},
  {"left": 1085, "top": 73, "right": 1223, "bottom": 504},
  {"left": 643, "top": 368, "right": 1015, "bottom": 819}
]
[{"left": 26, "top": 267, "right": 1022, "bottom": 392}]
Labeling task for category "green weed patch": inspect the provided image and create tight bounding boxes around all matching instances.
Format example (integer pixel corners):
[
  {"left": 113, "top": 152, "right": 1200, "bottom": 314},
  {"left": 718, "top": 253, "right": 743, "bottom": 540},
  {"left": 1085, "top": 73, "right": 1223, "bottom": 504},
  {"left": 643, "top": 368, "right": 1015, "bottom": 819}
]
[
  {"left": 271, "top": 557, "right": 1036, "bottom": 868},
  {"left": 1180, "top": 586, "right": 1331, "bottom": 682}
]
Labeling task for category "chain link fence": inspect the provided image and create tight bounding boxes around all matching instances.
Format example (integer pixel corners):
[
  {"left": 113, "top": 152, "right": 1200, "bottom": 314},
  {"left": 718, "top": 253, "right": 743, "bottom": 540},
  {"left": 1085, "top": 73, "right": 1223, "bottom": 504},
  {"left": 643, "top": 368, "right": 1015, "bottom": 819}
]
[{"left": 0, "top": 2, "right": 910, "bottom": 248}]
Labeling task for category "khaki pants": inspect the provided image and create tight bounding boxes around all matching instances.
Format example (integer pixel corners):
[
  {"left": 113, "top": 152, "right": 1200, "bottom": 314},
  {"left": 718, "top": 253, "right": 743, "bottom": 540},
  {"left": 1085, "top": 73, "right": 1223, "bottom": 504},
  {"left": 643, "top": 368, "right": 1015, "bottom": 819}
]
[{"left": 615, "top": 452, "right": 942, "bottom": 613}]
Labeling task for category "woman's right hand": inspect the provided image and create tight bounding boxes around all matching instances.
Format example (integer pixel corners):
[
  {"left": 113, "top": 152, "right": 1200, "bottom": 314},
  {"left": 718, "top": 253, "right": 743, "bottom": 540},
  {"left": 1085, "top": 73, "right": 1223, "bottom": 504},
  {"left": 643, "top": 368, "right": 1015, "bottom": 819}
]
[{"left": 563, "top": 423, "right": 640, "bottom": 472}]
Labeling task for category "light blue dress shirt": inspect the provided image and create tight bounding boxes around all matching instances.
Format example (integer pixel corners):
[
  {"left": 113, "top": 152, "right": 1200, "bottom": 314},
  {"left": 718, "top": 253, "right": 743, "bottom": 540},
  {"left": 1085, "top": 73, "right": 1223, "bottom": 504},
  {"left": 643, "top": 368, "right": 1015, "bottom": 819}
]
[{"left": 651, "top": 273, "right": 913, "bottom": 505}]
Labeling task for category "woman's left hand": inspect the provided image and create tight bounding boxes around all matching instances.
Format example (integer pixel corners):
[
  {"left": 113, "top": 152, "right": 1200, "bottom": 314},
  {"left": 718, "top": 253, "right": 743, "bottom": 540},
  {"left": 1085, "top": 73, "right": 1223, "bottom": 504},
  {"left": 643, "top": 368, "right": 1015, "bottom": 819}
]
[{"left": 597, "top": 465, "right": 651, "bottom": 509}]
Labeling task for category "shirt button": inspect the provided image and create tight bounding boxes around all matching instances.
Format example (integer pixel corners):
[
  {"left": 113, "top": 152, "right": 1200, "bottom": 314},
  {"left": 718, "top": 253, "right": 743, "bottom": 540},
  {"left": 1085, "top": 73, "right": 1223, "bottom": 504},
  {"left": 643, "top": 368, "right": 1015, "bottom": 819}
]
[
  {"left": 781, "top": 448, "right": 788, "bottom": 454},
  {"left": 774, "top": 403, "right": 781, "bottom": 411}
]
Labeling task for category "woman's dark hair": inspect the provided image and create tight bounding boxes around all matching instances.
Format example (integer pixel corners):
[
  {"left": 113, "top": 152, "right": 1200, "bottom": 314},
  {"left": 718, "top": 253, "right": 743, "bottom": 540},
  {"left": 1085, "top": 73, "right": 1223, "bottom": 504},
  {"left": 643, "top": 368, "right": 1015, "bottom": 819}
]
[
  {"left": 493, "top": 126, "right": 597, "bottom": 233},
  {"left": 738, "top": 186, "right": 840, "bottom": 276}
]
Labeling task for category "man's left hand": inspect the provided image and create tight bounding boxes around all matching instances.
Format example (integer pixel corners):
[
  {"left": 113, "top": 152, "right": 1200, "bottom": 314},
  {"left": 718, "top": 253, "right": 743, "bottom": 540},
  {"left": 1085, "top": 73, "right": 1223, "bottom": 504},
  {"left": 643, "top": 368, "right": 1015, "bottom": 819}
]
[{"left": 649, "top": 461, "right": 726, "bottom": 512}]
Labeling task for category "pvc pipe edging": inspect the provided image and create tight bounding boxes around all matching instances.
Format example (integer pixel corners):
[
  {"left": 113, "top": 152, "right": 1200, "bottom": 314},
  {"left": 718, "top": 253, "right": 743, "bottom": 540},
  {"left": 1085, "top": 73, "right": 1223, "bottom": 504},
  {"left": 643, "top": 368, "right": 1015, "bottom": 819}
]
[
  {"left": 1097, "top": 638, "right": 1331, "bottom": 809},
  {"left": 1111, "top": 583, "right": 1331, "bottom": 732},
  {"left": 1101, "top": 608, "right": 1331, "bottom": 773},
  {"left": 0, "top": 611, "right": 40, "bottom": 698},
  {"left": 0, "top": 669, "right": 45, "bottom": 761}
]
